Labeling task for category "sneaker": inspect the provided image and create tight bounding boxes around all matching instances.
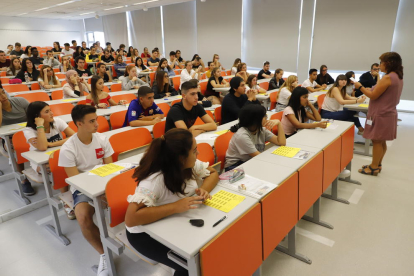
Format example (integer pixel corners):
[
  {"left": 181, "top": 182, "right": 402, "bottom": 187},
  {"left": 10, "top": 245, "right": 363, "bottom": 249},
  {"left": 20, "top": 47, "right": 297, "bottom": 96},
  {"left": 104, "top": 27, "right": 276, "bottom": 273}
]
[
  {"left": 97, "top": 254, "right": 108, "bottom": 276},
  {"left": 21, "top": 180, "right": 35, "bottom": 196},
  {"left": 61, "top": 200, "right": 76, "bottom": 220},
  {"left": 339, "top": 169, "right": 351, "bottom": 178},
  {"left": 0, "top": 143, "right": 9, "bottom": 158}
]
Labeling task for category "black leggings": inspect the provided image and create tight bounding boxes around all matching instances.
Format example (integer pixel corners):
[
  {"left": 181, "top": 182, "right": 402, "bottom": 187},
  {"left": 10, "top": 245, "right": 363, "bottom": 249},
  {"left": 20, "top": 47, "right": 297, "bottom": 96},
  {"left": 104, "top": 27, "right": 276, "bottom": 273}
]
[{"left": 126, "top": 230, "right": 188, "bottom": 276}]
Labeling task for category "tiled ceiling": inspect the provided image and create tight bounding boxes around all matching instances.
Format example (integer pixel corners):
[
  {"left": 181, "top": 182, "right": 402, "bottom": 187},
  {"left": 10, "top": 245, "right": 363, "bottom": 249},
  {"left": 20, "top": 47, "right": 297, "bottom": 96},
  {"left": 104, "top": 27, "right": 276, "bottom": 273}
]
[{"left": 0, "top": 0, "right": 193, "bottom": 20}]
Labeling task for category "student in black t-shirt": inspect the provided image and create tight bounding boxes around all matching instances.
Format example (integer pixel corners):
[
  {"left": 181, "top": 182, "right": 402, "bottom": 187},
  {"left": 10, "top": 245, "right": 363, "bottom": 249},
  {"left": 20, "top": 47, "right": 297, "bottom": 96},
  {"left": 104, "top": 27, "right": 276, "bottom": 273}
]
[
  {"left": 81, "top": 41, "right": 90, "bottom": 55},
  {"left": 95, "top": 62, "right": 112, "bottom": 83},
  {"left": 257, "top": 61, "right": 273, "bottom": 80},
  {"left": 15, "top": 58, "right": 40, "bottom": 82},
  {"left": 165, "top": 80, "right": 217, "bottom": 136},
  {"left": 101, "top": 50, "right": 115, "bottom": 64},
  {"left": 205, "top": 67, "right": 229, "bottom": 104},
  {"left": 53, "top": 41, "right": 62, "bottom": 55},
  {"left": 10, "top": 42, "right": 24, "bottom": 58},
  {"left": 316, "top": 65, "right": 335, "bottom": 86},
  {"left": 75, "top": 56, "right": 92, "bottom": 77},
  {"left": 148, "top": 49, "right": 160, "bottom": 66},
  {"left": 29, "top": 48, "right": 44, "bottom": 66},
  {"left": 356, "top": 63, "right": 380, "bottom": 97}
]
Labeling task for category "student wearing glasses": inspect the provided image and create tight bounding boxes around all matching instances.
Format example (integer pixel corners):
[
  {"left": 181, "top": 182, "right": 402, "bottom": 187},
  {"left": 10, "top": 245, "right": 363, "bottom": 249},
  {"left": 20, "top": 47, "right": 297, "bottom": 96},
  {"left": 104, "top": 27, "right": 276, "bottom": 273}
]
[
  {"left": 75, "top": 56, "right": 92, "bottom": 77},
  {"left": 38, "top": 65, "right": 62, "bottom": 90},
  {"left": 152, "top": 71, "right": 178, "bottom": 99},
  {"left": 316, "top": 65, "right": 335, "bottom": 86},
  {"left": 15, "top": 58, "right": 39, "bottom": 82},
  {"left": 357, "top": 63, "right": 381, "bottom": 97}
]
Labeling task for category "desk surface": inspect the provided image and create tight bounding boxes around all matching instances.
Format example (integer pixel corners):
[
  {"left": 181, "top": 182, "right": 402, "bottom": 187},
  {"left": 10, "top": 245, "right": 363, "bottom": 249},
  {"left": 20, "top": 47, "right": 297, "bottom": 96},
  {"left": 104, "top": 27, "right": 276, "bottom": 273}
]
[{"left": 241, "top": 158, "right": 297, "bottom": 186}]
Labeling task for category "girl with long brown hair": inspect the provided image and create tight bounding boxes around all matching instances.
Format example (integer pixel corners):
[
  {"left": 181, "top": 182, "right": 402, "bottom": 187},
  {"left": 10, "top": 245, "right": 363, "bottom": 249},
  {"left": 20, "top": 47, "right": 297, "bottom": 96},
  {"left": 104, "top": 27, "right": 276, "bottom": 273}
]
[{"left": 152, "top": 70, "right": 178, "bottom": 99}]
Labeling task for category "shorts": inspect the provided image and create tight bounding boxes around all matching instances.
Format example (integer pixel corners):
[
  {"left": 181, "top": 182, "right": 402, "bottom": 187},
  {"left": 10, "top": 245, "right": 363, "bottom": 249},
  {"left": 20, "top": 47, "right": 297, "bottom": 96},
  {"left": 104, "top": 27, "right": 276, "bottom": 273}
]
[{"left": 73, "top": 190, "right": 93, "bottom": 208}]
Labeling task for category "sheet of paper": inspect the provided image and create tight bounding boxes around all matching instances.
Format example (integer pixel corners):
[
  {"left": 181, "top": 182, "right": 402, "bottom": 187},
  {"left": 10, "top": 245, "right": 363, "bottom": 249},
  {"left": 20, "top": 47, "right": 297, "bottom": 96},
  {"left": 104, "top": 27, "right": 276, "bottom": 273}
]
[
  {"left": 272, "top": 146, "right": 301, "bottom": 158},
  {"left": 214, "top": 129, "right": 230, "bottom": 136},
  {"left": 61, "top": 99, "right": 77, "bottom": 102},
  {"left": 89, "top": 163, "right": 125, "bottom": 177},
  {"left": 176, "top": 95, "right": 182, "bottom": 99},
  {"left": 195, "top": 133, "right": 219, "bottom": 141},
  {"left": 18, "top": 122, "right": 27, "bottom": 127},
  {"left": 204, "top": 190, "right": 245, "bottom": 213},
  {"left": 218, "top": 174, "right": 278, "bottom": 199},
  {"left": 292, "top": 150, "right": 313, "bottom": 160},
  {"left": 88, "top": 163, "right": 137, "bottom": 176},
  {"left": 45, "top": 149, "right": 58, "bottom": 156},
  {"left": 359, "top": 104, "right": 369, "bottom": 108}
]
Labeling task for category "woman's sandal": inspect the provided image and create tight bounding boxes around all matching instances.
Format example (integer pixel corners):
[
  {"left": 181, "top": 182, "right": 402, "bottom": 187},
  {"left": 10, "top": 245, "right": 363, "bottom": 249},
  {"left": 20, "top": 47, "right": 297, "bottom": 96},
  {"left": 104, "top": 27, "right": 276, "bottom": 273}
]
[
  {"left": 362, "top": 164, "right": 382, "bottom": 173},
  {"left": 358, "top": 166, "right": 380, "bottom": 176}
]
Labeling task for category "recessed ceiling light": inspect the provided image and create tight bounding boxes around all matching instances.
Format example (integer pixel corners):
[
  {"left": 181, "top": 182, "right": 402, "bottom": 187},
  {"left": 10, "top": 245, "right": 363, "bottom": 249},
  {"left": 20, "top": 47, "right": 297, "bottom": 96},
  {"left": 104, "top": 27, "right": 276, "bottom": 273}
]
[
  {"left": 17, "top": 12, "right": 28, "bottom": 15},
  {"left": 104, "top": 6, "right": 124, "bottom": 10},
  {"left": 56, "top": 1, "right": 75, "bottom": 6},
  {"left": 133, "top": 0, "right": 159, "bottom": 5},
  {"left": 80, "top": 11, "right": 95, "bottom": 15},
  {"left": 35, "top": 7, "right": 50, "bottom": 11}
]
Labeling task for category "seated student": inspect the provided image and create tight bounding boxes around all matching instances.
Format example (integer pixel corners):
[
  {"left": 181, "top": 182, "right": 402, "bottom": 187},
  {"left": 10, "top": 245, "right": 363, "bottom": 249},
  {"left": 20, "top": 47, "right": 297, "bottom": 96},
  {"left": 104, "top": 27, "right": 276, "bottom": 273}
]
[
  {"left": 147, "top": 49, "right": 160, "bottom": 66},
  {"left": 20, "top": 45, "right": 32, "bottom": 60},
  {"left": 59, "top": 104, "right": 114, "bottom": 276},
  {"left": 125, "top": 128, "right": 218, "bottom": 276},
  {"left": 357, "top": 63, "right": 380, "bottom": 97},
  {"left": 152, "top": 71, "right": 178, "bottom": 99},
  {"left": 225, "top": 104, "right": 286, "bottom": 171},
  {"left": 126, "top": 46, "right": 134, "bottom": 58},
  {"left": 221, "top": 76, "right": 260, "bottom": 124},
  {"left": 212, "top": 54, "right": 225, "bottom": 70},
  {"left": 95, "top": 63, "right": 113, "bottom": 83},
  {"left": 72, "top": 46, "right": 86, "bottom": 60},
  {"left": 205, "top": 67, "right": 229, "bottom": 104},
  {"left": 95, "top": 41, "right": 104, "bottom": 54},
  {"left": 123, "top": 86, "right": 164, "bottom": 127},
  {"left": 165, "top": 81, "right": 217, "bottom": 136},
  {"left": 345, "top": 71, "right": 356, "bottom": 96},
  {"left": 75, "top": 56, "right": 92, "bottom": 77},
  {"left": 235, "top": 62, "right": 249, "bottom": 82},
  {"left": 168, "top": 51, "right": 180, "bottom": 69},
  {"left": 205, "top": 61, "right": 214, "bottom": 79},
  {"left": 191, "top": 79, "right": 212, "bottom": 108},
  {"left": 156, "top": 58, "right": 175, "bottom": 77},
  {"left": 10, "top": 42, "right": 24, "bottom": 57},
  {"left": 180, "top": 61, "right": 201, "bottom": 90},
  {"left": 70, "top": 40, "right": 78, "bottom": 50},
  {"left": 141, "top": 47, "right": 151, "bottom": 60},
  {"left": 63, "top": 70, "right": 90, "bottom": 98},
  {"left": 23, "top": 101, "right": 76, "bottom": 219},
  {"left": 257, "top": 61, "right": 274, "bottom": 80},
  {"left": 38, "top": 65, "right": 62, "bottom": 90},
  {"left": 60, "top": 56, "right": 74, "bottom": 73},
  {"left": 191, "top": 54, "right": 205, "bottom": 73},
  {"left": 245, "top": 75, "right": 266, "bottom": 94},
  {"left": 175, "top": 49, "right": 185, "bottom": 65},
  {"left": 316, "top": 65, "right": 334, "bottom": 86},
  {"left": 29, "top": 48, "right": 44, "bottom": 67},
  {"left": 6, "top": 57, "right": 21, "bottom": 76},
  {"left": 302, "top": 68, "right": 327, "bottom": 92},
  {"left": 101, "top": 50, "right": 114, "bottom": 64},
  {"left": 135, "top": 57, "right": 149, "bottom": 81},
  {"left": 6, "top": 45, "right": 14, "bottom": 56},
  {"left": 122, "top": 65, "right": 149, "bottom": 90},
  {"left": 104, "top": 42, "right": 113, "bottom": 54},
  {"left": 81, "top": 41, "right": 90, "bottom": 55},
  {"left": 0, "top": 50, "right": 11, "bottom": 71},
  {"left": 281, "top": 87, "right": 327, "bottom": 138},
  {"left": 87, "top": 75, "right": 125, "bottom": 108},
  {"left": 86, "top": 47, "right": 101, "bottom": 63},
  {"left": 276, "top": 75, "right": 298, "bottom": 111},
  {"left": 15, "top": 58, "right": 40, "bottom": 82},
  {"left": 231, "top": 58, "right": 241, "bottom": 76},
  {"left": 269, "top": 68, "right": 285, "bottom": 90},
  {"left": 116, "top": 44, "right": 127, "bottom": 57},
  {"left": 321, "top": 74, "right": 366, "bottom": 135},
  {"left": 130, "top": 48, "right": 139, "bottom": 63},
  {"left": 43, "top": 50, "right": 61, "bottom": 68},
  {"left": 114, "top": 54, "right": 127, "bottom": 78},
  {"left": 52, "top": 42, "right": 62, "bottom": 55},
  {"left": 60, "top": 43, "right": 75, "bottom": 57}
]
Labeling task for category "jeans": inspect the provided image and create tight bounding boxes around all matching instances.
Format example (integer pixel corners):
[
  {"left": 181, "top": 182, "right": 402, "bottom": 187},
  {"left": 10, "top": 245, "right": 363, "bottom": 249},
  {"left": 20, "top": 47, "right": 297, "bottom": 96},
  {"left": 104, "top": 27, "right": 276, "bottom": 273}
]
[
  {"left": 224, "top": 160, "right": 245, "bottom": 172},
  {"left": 321, "top": 109, "right": 362, "bottom": 128}
]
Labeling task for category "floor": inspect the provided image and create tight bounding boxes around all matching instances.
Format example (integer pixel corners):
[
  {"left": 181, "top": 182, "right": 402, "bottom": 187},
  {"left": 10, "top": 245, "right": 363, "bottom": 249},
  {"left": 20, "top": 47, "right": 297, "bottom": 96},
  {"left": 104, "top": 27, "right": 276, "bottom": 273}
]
[{"left": 1, "top": 112, "right": 413, "bottom": 276}]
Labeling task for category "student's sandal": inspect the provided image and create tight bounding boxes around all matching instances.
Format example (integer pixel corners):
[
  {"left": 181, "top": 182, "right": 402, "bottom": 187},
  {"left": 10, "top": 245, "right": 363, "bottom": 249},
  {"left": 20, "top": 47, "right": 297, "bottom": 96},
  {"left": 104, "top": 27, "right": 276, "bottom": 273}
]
[
  {"left": 358, "top": 166, "right": 380, "bottom": 176},
  {"left": 362, "top": 164, "right": 382, "bottom": 173}
]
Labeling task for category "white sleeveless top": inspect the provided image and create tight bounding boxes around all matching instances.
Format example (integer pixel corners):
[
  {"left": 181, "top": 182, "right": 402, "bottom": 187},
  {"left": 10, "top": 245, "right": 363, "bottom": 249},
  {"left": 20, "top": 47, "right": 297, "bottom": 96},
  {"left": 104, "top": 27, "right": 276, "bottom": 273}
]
[{"left": 322, "top": 94, "right": 343, "bottom": 112}]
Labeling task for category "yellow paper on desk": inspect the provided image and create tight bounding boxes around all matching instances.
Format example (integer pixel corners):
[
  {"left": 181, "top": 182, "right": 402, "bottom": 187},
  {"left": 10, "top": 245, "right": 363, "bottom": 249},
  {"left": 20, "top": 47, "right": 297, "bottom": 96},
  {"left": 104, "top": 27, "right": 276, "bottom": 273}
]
[
  {"left": 272, "top": 146, "right": 301, "bottom": 158},
  {"left": 89, "top": 163, "right": 125, "bottom": 177},
  {"left": 359, "top": 104, "right": 369, "bottom": 108},
  {"left": 45, "top": 149, "right": 58, "bottom": 156},
  {"left": 313, "top": 122, "right": 331, "bottom": 127},
  {"left": 314, "top": 95, "right": 319, "bottom": 98},
  {"left": 176, "top": 95, "right": 182, "bottom": 99},
  {"left": 61, "top": 99, "right": 77, "bottom": 102},
  {"left": 215, "top": 129, "right": 229, "bottom": 135},
  {"left": 204, "top": 190, "right": 245, "bottom": 213},
  {"left": 18, "top": 122, "right": 27, "bottom": 127}
]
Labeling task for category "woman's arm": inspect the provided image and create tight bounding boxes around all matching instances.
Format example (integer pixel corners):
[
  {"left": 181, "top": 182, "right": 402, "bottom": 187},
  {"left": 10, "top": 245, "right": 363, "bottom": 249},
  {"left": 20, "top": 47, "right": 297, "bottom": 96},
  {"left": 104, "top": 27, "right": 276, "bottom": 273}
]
[
  {"left": 332, "top": 88, "right": 363, "bottom": 105},
  {"left": 198, "top": 167, "right": 219, "bottom": 194},
  {"left": 305, "top": 102, "right": 322, "bottom": 121},
  {"left": 286, "top": 112, "right": 326, "bottom": 129},
  {"left": 268, "top": 123, "right": 286, "bottom": 146},
  {"left": 354, "top": 75, "right": 391, "bottom": 100}
]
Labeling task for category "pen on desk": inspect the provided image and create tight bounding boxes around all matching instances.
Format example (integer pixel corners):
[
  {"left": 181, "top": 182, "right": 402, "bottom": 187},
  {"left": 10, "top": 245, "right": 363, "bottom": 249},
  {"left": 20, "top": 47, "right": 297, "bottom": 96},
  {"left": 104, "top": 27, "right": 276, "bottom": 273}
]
[{"left": 213, "top": 215, "right": 227, "bottom": 227}]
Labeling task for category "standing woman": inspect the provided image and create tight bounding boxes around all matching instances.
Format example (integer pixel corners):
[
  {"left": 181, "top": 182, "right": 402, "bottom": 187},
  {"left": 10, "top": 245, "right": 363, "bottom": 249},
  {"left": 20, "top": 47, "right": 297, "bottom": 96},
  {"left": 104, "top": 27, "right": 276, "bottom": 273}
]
[
  {"left": 156, "top": 58, "right": 175, "bottom": 77},
  {"left": 141, "top": 47, "right": 151, "bottom": 60},
  {"left": 269, "top": 68, "right": 285, "bottom": 90},
  {"left": 235, "top": 62, "right": 249, "bottom": 82},
  {"left": 205, "top": 67, "right": 229, "bottom": 104},
  {"left": 212, "top": 54, "right": 225, "bottom": 70},
  {"left": 6, "top": 57, "right": 21, "bottom": 76},
  {"left": 152, "top": 71, "right": 178, "bottom": 99},
  {"left": 353, "top": 52, "right": 403, "bottom": 176},
  {"left": 87, "top": 75, "right": 125, "bottom": 108},
  {"left": 231, "top": 58, "right": 241, "bottom": 75},
  {"left": 276, "top": 75, "right": 298, "bottom": 112},
  {"left": 15, "top": 58, "right": 39, "bottom": 82},
  {"left": 60, "top": 56, "right": 73, "bottom": 72},
  {"left": 38, "top": 65, "right": 62, "bottom": 90},
  {"left": 62, "top": 70, "right": 90, "bottom": 98},
  {"left": 122, "top": 66, "right": 149, "bottom": 91}
]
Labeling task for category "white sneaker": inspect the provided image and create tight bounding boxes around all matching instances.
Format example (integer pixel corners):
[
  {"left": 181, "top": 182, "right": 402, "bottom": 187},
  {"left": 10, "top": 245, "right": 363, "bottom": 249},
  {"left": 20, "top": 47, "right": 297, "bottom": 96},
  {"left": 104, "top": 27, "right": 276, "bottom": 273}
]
[
  {"left": 339, "top": 169, "right": 351, "bottom": 178},
  {"left": 97, "top": 254, "right": 108, "bottom": 276}
]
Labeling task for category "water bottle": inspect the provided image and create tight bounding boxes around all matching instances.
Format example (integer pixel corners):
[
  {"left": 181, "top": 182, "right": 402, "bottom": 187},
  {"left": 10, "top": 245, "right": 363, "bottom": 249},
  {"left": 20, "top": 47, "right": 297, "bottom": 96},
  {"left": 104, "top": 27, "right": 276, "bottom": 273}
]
[{"left": 24, "top": 71, "right": 29, "bottom": 83}]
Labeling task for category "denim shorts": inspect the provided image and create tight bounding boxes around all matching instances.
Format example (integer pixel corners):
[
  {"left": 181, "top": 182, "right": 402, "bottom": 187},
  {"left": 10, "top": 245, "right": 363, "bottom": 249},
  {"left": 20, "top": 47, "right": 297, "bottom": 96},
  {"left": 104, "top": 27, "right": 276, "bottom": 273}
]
[{"left": 73, "top": 190, "right": 92, "bottom": 208}]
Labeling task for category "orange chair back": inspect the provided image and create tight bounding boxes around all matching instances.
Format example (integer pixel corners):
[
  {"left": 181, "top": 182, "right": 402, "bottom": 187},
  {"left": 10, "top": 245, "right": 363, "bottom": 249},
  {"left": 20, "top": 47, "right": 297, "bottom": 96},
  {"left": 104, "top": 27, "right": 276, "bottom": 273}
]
[
  {"left": 195, "top": 110, "right": 214, "bottom": 125},
  {"left": 200, "top": 81, "right": 207, "bottom": 95},
  {"left": 12, "top": 131, "right": 29, "bottom": 164},
  {"left": 269, "top": 91, "right": 279, "bottom": 110},
  {"left": 4, "top": 84, "right": 29, "bottom": 93},
  {"left": 214, "top": 131, "right": 234, "bottom": 170},
  {"left": 0, "top": 71, "right": 6, "bottom": 76},
  {"left": 317, "top": 94, "right": 326, "bottom": 114},
  {"left": 111, "top": 94, "right": 136, "bottom": 104},
  {"left": 50, "top": 103, "right": 74, "bottom": 116},
  {"left": 55, "top": 73, "right": 65, "bottom": 79},
  {"left": 68, "top": 121, "right": 77, "bottom": 132},
  {"left": 153, "top": 120, "right": 166, "bottom": 139},
  {"left": 149, "top": 72, "right": 155, "bottom": 86},
  {"left": 215, "top": 106, "right": 222, "bottom": 125},
  {"left": 77, "top": 100, "right": 87, "bottom": 105},
  {"left": 97, "top": 116, "right": 110, "bottom": 132},
  {"left": 172, "top": 99, "right": 181, "bottom": 106},
  {"left": 226, "top": 70, "right": 231, "bottom": 76},
  {"left": 15, "top": 92, "right": 50, "bottom": 103},
  {"left": 220, "top": 71, "right": 226, "bottom": 77},
  {"left": 197, "top": 143, "right": 215, "bottom": 166},
  {"left": 109, "top": 110, "right": 127, "bottom": 130},
  {"left": 31, "top": 83, "right": 41, "bottom": 90},
  {"left": 109, "top": 128, "right": 152, "bottom": 162},
  {"left": 270, "top": 111, "right": 283, "bottom": 135},
  {"left": 259, "top": 82, "right": 269, "bottom": 91},
  {"left": 172, "top": 76, "right": 180, "bottom": 91},
  {"left": 49, "top": 150, "right": 69, "bottom": 190},
  {"left": 51, "top": 90, "right": 63, "bottom": 100},
  {"left": 61, "top": 80, "right": 67, "bottom": 86},
  {"left": 111, "top": 83, "right": 122, "bottom": 92},
  {"left": 0, "top": 78, "right": 9, "bottom": 84},
  {"left": 157, "top": 103, "right": 170, "bottom": 116},
  {"left": 103, "top": 86, "right": 110, "bottom": 92},
  {"left": 111, "top": 66, "right": 117, "bottom": 78},
  {"left": 53, "top": 68, "right": 60, "bottom": 73},
  {"left": 105, "top": 169, "right": 137, "bottom": 227}
]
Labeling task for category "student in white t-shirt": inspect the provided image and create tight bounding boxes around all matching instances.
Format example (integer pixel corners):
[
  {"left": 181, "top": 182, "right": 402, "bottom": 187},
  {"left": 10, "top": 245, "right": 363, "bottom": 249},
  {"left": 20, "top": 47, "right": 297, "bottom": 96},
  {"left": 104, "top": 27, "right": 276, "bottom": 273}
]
[
  {"left": 302, "top": 68, "right": 327, "bottom": 93},
  {"left": 245, "top": 75, "right": 266, "bottom": 94},
  {"left": 180, "top": 61, "right": 200, "bottom": 90},
  {"left": 231, "top": 58, "right": 241, "bottom": 76},
  {"left": 276, "top": 75, "right": 298, "bottom": 112},
  {"left": 225, "top": 104, "right": 286, "bottom": 171},
  {"left": 125, "top": 128, "right": 219, "bottom": 276},
  {"left": 58, "top": 105, "right": 114, "bottom": 276}
]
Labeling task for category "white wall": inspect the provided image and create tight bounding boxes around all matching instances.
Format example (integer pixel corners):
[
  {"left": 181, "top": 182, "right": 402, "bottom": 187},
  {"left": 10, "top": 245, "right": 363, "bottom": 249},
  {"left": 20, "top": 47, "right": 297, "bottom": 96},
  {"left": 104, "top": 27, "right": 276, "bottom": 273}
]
[{"left": 0, "top": 16, "right": 83, "bottom": 49}]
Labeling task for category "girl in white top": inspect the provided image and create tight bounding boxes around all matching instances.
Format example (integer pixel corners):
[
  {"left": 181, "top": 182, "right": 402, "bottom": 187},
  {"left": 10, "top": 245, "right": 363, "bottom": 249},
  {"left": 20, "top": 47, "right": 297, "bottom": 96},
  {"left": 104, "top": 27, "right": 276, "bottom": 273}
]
[
  {"left": 231, "top": 58, "right": 241, "bottom": 75},
  {"left": 38, "top": 65, "right": 62, "bottom": 90},
  {"left": 321, "top": 74, "right": 366, "bottom": 134},
  {"left": 276, "top": 75, "right": 298, "bottom": 112},
  {"left": 125, "top": 128, "right": 219, "bottom": 275},
  {"left": 122, "top": 65, "right": 149, "bottom": 90},
  {"left": 245, "top": 75, "right": 266, "bottom": 94},
  {"left": 62, "top": 70, "right": 90, "bottom": 98},
  {"left": 180, "top": 60, "right": 200, "bottom": 90},
  {"left": 235, "top": 62, "right": 249, "bottom": 82},
  {"left": 6, "top": 57, "right": 21, "bottom": 76},
  {"left": 212, "top": 54, "right": 225, "bottom": 70},
  {"left": 345, "top": 71, "right": 356, "bottom": 96}
]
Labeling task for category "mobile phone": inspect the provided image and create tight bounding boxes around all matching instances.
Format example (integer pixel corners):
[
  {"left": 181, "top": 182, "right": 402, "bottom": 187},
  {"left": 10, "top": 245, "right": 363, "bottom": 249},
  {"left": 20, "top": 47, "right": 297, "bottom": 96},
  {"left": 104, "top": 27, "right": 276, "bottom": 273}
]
[{"left": 350, "top": 77, "right": 356, "bottom": 82}]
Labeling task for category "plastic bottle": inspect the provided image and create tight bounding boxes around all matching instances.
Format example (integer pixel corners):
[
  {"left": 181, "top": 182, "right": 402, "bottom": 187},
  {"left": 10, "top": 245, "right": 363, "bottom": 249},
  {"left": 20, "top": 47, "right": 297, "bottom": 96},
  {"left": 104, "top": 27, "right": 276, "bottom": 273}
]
[{"left": 24, "top": 71, "right": 29, "bottom": 83}]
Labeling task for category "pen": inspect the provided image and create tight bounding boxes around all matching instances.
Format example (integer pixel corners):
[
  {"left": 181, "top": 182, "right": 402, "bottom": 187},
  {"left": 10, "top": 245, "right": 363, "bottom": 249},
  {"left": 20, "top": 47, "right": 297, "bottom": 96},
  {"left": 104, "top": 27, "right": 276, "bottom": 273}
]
[{"left": 212, "top": 215, "right": 227, "bottom": 227}]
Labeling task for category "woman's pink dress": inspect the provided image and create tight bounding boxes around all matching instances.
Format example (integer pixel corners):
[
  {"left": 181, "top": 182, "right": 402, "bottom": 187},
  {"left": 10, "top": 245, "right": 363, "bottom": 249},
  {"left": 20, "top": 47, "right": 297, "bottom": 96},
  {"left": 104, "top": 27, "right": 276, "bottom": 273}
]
[{"left": 363, "top": 72, "right": 403, "bottom": 141}]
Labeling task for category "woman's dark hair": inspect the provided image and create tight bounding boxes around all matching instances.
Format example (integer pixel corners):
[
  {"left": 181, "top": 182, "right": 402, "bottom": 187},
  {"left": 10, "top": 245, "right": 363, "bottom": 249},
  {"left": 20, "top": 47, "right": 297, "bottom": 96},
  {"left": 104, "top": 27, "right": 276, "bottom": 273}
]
[
  {"left": 115, "top": 54, "right": 123, "bottom": 64},
  {"left": 26, "top": 101, "right": 54, "bottom": 130},
  {"left": 135, "top": 57, "right": 147, "bottom": 70},
  {"left": 191, "top": 54, "right": 200, "bottom": 61},
  {"left": 155, "top": 70, "right": 169, "bottom": 93},
  {"left": 327, "top": 74, "right": 347, "bottom": 99},
  {"left": 229, "top": 76, "right": 244, "bottom": 94},
  {"left": 8, "top": 57, "right": 21, "bottom": 75},
  {"left": 157, "top": 58, "right": 172, "bottom": 72},
  {"left": 21, "top": 58, "right": 37, "bottom": 73},
  {"left": 230, "top": 104, "right": 267, "bottom": 136},
  {"left": 128, "top": 46, "right": 134, "bottom": 56},
  {"left": 24, "top": 46, "right": 32, "bottom": 55},
  {"left": 246, "top": 74, "right": 256, "bottom": 88},
  {"left": 133, "top": 128, "right": 195, "bottom": 195},
  {"left": 379, "top": 52, "right": 403, "bottom": 79},
  {"left": 90, "top": 75, "right": 102, "bottom": 105},
  {"left": 232, "top": 58, "right": 241, "bottom": 67},
  {"left": 53, "top": 42, "right": 61, "bottom": 50},
  {"left": 345, "top": 71, "right": 355, "bottom": 86},
  {"left": 287, "top": 87, "right": 308, "bottom": 123}
]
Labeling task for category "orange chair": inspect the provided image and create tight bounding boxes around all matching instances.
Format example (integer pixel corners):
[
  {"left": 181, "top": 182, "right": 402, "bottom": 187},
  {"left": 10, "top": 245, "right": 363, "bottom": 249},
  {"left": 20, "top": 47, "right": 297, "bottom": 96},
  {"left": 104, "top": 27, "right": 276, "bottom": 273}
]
[
  {"left": 270, "top": 111, "right": 283, "bottom": 135},
  {"left": 111, "top": 66, "right": 117, "bottom": 78},
  {"left": 49, "top": 149, "right": 69, "bottom": 191},
  {"left": 38, "top": 64, "right": 43, "bottom": 70},
  {"left": 226, "top": 70, "right": 231, "bottom": 76},
  {"left": 220, "top": 71, "right": 226, "bottom": 77},
  {"left": 214, "top": 131, "right": 234, "bottom": 171},
  {"left": 53, "top": 68, "right": 60, "bottom": 73},
  {"left": 197, "top": 143, "right": 215, "bottom": 166},
  {"left": 12, "top": 131, "right": 29, "bottom": 165},
  {"left": 111, "top": 83, "right": 122, "bottom": 92},
  {"left": 214, "top": 106, "right": 222, "bottom": 125},
  {"left": 153, "top": 120, "right": 166, "bottom": 139},
  {"left": 149, "top": 72, "right": 155, "bottom": 86},
  {"left": 4, "top": 84, "right": 30, "bottom": 93},
  {"left": 259, "top": 82, "right": 269, "bottom": 91},
  {"left": 61, "top": 80, "right": 67, "bottom": 86},
  {"left": 15, "top": 92, "right": 50, "bottom": 103},
  {"left": 172, "top": 76, "right": 180, "bottom": 91},
  {"left": 195, "top": 110, "right": 214, "bottom": 125},
  {"left": 157, "top": 103, "right": 170, "bottom": 116},
  {"left": 51, "top": 90, "right": 63, "bottom": 100},
  {"left": 77, "top": 100, "right": 87, "bottom": 105},
  {"left": 103, "top": 86, "right": 110, "bottom": 92},
  {"left": 269, "top": 91, "right": 279, "bottom": 111},
  {"left": 109, "top": 128, "right": 152, "bottom": 161},
  {"left": 55, "top": 73, "right": 65, "bottom": 79},
  {"left": 200, "top": 74, "right": 207, "bottom": 80},
  {"left": 68, "top": 116, "right": 109, "bottom": 133},
  {"left": 317, "top": 94, "right": 326, "bottom": 114},
  {"left": 109, "top": 110, "right": 127, "bottom": 130},
  {"left": 31, "top": 83, "right": 41, "bottom": 90},
  {"left": 172, "top": 99, "right": 181, "bottom": 106},
  {"left": 50, "top": 103, "right": 74, "bottom": 116},
  {"left": 0, "top": 78, "right": 9, "bottom": 84},
  {"left": 200, "top": 81, "right": 207, "bottom": 95},
  {"left": 111, "top": 94, "right": 136, "bottom": 104},
  {"left": 0, "top": 71, "right": 6, "bottom": 76}
]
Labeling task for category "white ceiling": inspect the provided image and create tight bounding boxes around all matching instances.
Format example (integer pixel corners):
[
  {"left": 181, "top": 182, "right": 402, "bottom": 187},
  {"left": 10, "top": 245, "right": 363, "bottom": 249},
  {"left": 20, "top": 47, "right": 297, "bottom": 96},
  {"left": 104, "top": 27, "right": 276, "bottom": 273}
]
[{"left": 0, "top": 0, "right": 194, "bottom": 20}]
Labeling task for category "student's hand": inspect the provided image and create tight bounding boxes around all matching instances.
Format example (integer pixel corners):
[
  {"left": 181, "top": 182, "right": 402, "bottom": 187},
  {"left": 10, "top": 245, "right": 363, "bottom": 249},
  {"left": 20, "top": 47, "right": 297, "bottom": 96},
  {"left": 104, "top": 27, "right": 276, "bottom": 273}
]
[
  {"left": 353, "top": 82, "right": 362, "bottom": 89},
  {"left": 357, "top": 96, "right": 366, "bottom": 103},
  {"left": 152, "top": 117, "right": 162, "bottom": 124},
  {"left": 265, "top": 119, "right": 280, "bottom": 130},
  {"left": 98, "top": 103, "right": 108, "bottom": 108},
  {"left": 35, "top": 117, "right": 44, "bottom": 127},
  {"left": 317, "top": 121, "right": 328, "bottom": 129},
  {"left": 131, "top": 77, "right": 138, "bottom": 82},
  {"left": 165, "top": 93, "right": 171, "bottom": 97},
  {"left": 195, "top": 188, "right": 212, "bottom": 200},
  {"left": 174, "top": 196, "right": 204, "bottom": 213},
  {"left": 118, "top": 100, "right": 127, "bottom": 105},
  {"left": 43, "top": 68, "right": 48, "bottom": 75},
  {"left": 246, "top": 89, "right": 257, "bottom": 101},
  {"left": 70, "top": 75, "right": 78, "bottom": 85},
  {"left": 202, "top": 97, "right": 208, "bottom": 101},
  {"left": 307, "top": 99, "right": 314, "bottom": 107},
  {"left": 198, "top": 101, "right": 203, "bottom": 104}
]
